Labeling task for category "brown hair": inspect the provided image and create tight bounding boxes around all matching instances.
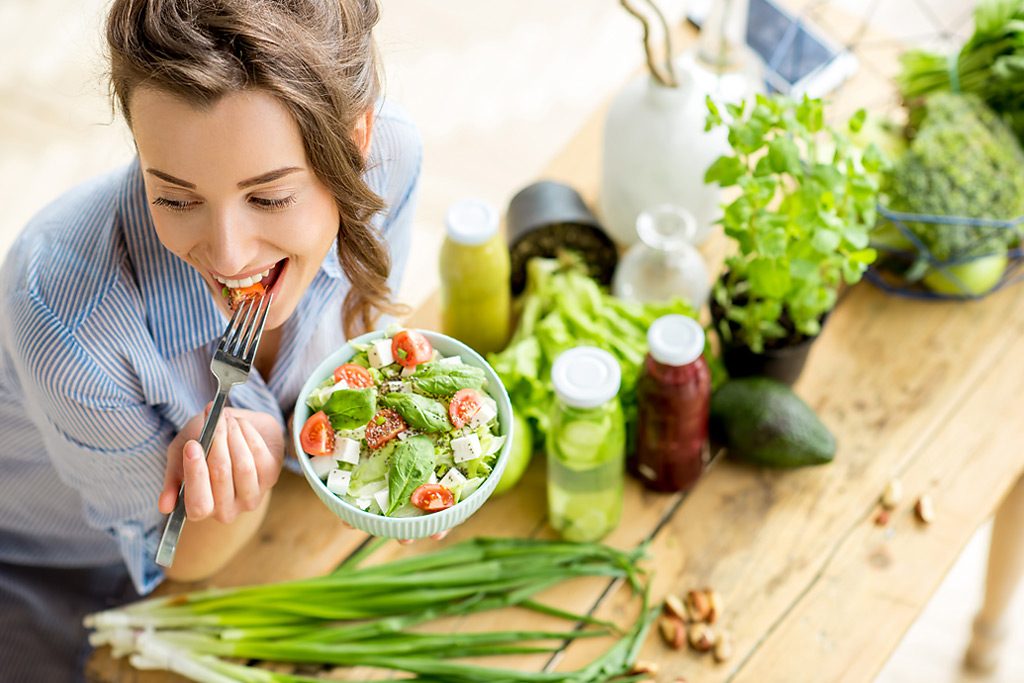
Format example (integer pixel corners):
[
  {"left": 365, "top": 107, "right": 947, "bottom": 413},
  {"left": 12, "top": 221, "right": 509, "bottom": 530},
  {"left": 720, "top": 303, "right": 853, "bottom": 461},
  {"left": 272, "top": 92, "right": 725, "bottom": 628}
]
[{"left": 106, "top": 0, "right": 402, "bottom": 337}]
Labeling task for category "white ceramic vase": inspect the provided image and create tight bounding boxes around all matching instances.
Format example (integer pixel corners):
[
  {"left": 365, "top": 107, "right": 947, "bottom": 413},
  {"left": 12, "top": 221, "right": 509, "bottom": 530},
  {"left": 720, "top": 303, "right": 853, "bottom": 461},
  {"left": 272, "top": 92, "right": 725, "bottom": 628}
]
[{"left": 599, "top": 72, "right": 730, "bottom": 248}]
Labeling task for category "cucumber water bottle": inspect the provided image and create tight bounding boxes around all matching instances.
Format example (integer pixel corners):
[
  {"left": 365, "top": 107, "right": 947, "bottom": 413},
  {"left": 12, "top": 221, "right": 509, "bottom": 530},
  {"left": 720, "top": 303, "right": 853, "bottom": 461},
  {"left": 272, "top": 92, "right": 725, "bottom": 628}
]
[{"left": 547, "top": 347, "right": 626, "bottom": 542}]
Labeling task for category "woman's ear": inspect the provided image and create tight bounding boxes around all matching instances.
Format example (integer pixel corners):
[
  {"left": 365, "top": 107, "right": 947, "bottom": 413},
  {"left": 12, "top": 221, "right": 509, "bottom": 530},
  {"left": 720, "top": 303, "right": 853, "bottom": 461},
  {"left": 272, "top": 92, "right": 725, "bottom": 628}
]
[{"left": 353, "top": 109, "right": 374, "bottom": 158}]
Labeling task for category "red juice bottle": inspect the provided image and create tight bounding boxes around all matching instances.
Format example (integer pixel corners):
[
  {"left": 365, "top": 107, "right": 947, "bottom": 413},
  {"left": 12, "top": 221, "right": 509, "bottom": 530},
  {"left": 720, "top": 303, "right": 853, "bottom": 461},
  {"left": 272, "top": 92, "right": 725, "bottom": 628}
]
[{"left": 632, "top": 315, "right": 711, "bottom": 492}]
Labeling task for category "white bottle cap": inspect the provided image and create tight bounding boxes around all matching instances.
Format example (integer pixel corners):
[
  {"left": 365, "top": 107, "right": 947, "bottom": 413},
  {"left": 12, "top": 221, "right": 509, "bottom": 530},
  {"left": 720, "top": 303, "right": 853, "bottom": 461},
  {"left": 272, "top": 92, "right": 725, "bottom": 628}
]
[
  {"left": 551, "top": 347, "right": 621, "bottom": 409},
  {"left": 445, "top": 198, "right": 499, "bottom": 246},
  {"left": 647, "top": 315, "right": 705, "bottom": 367}
]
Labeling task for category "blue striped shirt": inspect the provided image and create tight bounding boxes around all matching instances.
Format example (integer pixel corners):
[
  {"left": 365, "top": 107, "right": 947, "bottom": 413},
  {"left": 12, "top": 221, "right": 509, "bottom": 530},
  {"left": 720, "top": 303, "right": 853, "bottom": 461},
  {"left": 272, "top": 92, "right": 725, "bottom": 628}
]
[{"left": 0, "top": 100, "right": 421, "bottom": 595}]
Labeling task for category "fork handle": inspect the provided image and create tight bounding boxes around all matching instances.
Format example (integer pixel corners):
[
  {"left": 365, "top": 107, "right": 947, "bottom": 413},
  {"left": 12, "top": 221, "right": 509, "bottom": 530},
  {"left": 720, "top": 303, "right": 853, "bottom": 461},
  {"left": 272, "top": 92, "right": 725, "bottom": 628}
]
[{"left": 155, "top": 387, "right": 230, "bottom": 568}]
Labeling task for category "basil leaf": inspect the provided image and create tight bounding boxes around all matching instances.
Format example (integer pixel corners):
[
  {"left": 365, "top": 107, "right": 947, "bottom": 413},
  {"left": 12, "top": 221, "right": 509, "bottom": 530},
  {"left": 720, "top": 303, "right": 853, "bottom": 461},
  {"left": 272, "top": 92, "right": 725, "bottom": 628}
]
[
  {"left": 387, "top": 435, "right": 435, "bottom": 516},
  {"left": 321, "top": 387, "right": 377, "bottom": 430},
  {"left": 382, "top": 393, "right": 451, "bottom": 433},
  {"left": 412, "top": 362, "right": 486, "bottom": 395}
]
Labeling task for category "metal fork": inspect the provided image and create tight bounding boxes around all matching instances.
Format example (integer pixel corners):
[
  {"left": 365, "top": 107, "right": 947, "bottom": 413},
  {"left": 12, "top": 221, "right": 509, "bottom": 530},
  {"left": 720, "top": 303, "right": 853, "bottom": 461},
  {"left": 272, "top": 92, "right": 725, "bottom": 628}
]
[{"left": 155, "top": 293, "right": 274, "bottom": 568}]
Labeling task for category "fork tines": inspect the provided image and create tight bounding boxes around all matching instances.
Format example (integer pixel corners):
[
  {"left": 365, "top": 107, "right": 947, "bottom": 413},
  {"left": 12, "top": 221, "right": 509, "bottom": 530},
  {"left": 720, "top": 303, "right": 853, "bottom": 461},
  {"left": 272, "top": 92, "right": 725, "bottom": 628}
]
[{"left": 221, "top": 294, "right": 274, "bottom": 362}]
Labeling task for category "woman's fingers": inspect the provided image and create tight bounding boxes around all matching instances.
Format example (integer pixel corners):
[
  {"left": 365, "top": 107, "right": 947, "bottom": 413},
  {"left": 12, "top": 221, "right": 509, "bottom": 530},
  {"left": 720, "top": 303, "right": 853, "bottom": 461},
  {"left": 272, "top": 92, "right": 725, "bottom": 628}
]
[
  {"left": 238, "top": 416, "right": 280, "bottom": 491},
  {"left": 397, "top": 529, "right": 450, "bottom": 545},
  {"left": 181, "top": 439, "right": 215, "bottom": 520},
  {"left": 227, "top": 413, "right": 261, "bottom": 511}
]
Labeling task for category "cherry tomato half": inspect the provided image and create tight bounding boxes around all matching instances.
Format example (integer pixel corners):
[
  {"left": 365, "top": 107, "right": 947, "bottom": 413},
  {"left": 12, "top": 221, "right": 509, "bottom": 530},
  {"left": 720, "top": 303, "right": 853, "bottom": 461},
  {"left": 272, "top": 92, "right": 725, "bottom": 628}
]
[
  {"left": 300, "top": 411, "right": 334, "bottom": 456},
  {"left": 449, "top": 388, "right": 483, "bottom": 429},
  {"left": 226, "top": 282, "right": 266, "bottom": 311},
  {"left": 333, "top": 362, "right": 373, "bottom": 388},
  {"left": 365, "top": 409, "right": 408, "bottom": 450},
  {"left": 411, "top": 483, "right": 455, "bottom": 513},
  {"left": 391, "top": 329, "right": 432, "bottom": 369}
]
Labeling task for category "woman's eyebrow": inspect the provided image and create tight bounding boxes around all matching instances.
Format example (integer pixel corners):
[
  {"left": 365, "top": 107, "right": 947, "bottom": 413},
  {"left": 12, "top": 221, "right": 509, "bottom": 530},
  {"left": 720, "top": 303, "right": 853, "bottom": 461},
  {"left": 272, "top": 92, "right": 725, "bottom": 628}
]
[
  {"left": 146, "top": 168, "right": 195, "bottom": 188},
  {"left": 237, "top": 166, "right": 303, "bottom": 189},
  {"left": 144, "top": 166, "right": 303, "bottom": 190}
]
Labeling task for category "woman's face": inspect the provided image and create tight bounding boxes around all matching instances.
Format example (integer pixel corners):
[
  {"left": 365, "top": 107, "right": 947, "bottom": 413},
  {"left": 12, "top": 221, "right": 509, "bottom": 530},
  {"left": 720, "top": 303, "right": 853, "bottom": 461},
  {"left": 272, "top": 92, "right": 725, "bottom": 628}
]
[{"left": 130, "top": 88, "right": 341, "bottom": 329}]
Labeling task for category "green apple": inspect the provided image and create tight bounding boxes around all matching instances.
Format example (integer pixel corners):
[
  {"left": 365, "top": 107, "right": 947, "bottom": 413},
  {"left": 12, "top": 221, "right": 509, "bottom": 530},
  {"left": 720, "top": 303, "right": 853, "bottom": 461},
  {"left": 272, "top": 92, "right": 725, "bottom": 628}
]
[
  {"left": 493, "top": 411, "right": 533, "bottom": 496},
  {"left": 922, "top": 254, "right": 1008, "bottom": 296}
]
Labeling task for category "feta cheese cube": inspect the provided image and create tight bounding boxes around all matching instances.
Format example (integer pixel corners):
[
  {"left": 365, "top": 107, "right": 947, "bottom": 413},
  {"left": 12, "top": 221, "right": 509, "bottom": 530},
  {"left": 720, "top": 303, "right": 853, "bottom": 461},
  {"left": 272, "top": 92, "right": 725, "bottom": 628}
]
[
  {"left": 428, "top": 471, "right": 438, "bottom": 485},
  {"left": 326, "top": 469, "right": 352, "bottom": 496},
  {"left": 400, "top": 365, "right": 417, "bottom": 378},
  {"left": 309, "top": 455, "right": 337, "bottom": 480},
  {"left": 332, "top": 378, "right": 350, "bottom": 392},
  {"left": 468, "top": 402, "right": 498, "bottom": 430},
  {"left": 355, "top": 497, "right": 373, "bottom": 510},
  {"left": 383, "top": 380, "right": 412, "bottom": 394},
  {"left": 440, "top": 356, "right": 463, "bottom": 366},
  {"left": 373, "top": 488, "right": 390, "bottom": 514},
  {"left": 452, "top": 433, "right": 482, "bottom": 463},
  {"left": 335, "top": 437, "right": 361, "bottom": 465},
  {"left": 440, "top": 467, "right": 467, "bottom": 490},
  {"left": 368, "top": 339, "right": 394, "bottom": 368}
]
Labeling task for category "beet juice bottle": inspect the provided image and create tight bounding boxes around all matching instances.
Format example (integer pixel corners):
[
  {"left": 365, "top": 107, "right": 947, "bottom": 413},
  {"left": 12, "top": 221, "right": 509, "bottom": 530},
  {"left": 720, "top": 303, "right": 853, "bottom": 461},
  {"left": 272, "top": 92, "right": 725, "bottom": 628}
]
[{"left": 632, "top": 315, "right": 711, "bottom": 492}]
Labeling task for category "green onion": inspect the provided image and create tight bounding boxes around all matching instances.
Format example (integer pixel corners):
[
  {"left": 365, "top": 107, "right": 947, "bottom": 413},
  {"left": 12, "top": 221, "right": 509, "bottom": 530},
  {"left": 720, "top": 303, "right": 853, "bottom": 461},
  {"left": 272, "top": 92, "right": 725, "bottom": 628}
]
[{"left": 86, "top": 537, "right": 654, "bottom": 683}]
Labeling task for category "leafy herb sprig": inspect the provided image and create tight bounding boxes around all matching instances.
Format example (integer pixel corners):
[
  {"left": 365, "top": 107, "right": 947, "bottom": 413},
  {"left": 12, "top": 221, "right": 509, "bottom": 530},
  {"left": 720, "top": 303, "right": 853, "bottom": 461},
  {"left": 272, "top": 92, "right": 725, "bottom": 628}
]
[{"left": 704, "top": 94, "right": 884, "bottom": 353}]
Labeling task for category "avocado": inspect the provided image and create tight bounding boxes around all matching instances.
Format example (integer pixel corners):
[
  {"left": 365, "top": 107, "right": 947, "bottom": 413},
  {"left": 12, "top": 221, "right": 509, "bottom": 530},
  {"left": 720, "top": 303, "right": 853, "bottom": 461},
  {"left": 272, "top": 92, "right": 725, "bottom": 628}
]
[{"left": 709, "top": 377, "right": 836, "bottom": 468}]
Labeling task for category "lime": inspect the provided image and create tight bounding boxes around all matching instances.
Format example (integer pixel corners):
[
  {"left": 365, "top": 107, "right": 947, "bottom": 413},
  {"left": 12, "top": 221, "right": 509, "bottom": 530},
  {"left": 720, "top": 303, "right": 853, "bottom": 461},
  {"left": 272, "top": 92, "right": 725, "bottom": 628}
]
[{"left": 492, "top": 411, "right": 533, "bottom": 496}]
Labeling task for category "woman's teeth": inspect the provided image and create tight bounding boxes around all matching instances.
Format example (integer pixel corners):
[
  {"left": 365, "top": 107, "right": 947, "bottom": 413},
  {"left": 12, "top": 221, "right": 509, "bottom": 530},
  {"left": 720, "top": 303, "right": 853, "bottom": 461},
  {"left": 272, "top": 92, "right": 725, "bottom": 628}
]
[{"left": 215, "top": 267, "right": 271, "bottom": 289}]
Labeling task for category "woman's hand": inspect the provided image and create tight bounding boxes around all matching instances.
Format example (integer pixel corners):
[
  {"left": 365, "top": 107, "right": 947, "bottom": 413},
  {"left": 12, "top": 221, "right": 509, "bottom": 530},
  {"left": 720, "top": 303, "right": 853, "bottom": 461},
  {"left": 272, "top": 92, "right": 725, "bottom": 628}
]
[{"left": 159, "top": 407, "right": 285, "bottom": 524}]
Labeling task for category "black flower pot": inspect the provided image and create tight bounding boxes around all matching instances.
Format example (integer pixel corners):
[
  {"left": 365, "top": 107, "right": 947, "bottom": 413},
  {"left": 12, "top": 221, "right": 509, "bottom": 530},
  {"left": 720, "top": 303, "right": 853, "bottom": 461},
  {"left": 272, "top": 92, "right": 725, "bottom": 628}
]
[{"left": 710, "top": 297, "right": 826, "bottom": 387}]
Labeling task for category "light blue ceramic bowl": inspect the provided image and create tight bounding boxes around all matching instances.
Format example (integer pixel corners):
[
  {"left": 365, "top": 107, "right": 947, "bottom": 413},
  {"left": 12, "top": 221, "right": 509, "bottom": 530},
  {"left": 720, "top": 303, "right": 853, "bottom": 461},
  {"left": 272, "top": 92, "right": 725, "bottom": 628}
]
[{"left": 293, "top": 329, "right": 513, "bottom": 539}]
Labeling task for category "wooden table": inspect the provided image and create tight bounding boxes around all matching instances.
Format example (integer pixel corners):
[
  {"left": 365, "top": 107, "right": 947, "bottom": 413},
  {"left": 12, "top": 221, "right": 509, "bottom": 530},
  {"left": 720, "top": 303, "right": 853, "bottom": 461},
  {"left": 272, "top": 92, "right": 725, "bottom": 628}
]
[{"left": 87, "top": 12, "right": 1024, "bottom": 683}]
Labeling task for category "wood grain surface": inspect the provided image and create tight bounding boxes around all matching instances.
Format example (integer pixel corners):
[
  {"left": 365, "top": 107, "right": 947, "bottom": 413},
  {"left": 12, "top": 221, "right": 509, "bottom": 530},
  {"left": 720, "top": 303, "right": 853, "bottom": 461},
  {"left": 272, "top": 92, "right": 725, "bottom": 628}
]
[{"left": 86, "top": 9, "right": 1023, "bottom": 683}]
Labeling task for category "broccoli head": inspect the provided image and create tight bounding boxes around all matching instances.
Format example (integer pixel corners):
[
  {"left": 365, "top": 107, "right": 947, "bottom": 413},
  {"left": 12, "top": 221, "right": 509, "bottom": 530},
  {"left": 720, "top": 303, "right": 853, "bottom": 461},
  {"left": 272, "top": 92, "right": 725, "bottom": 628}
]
[{"left": 886, "top": 93, "right": 1024, "bottom": 261}]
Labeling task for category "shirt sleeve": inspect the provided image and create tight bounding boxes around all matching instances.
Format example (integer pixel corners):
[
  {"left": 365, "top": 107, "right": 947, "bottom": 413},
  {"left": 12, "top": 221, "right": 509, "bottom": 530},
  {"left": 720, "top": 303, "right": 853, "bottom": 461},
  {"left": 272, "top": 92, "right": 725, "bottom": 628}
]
[
  {"left": 368, "top": 99, "right": 423, "bottom": 301},
  {"left": 6, "top": 291, "right": 170, "bottom": 594}
]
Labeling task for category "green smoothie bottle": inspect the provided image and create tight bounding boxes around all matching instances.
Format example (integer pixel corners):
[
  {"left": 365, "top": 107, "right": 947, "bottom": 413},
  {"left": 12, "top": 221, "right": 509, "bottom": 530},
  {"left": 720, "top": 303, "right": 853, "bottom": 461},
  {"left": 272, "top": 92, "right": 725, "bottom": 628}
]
[
  {"left": 547, "top": 347, "right": 626, "bottom": 543},
  {"left": 439, "top": 198, "right": 511, "bottom": 355}
]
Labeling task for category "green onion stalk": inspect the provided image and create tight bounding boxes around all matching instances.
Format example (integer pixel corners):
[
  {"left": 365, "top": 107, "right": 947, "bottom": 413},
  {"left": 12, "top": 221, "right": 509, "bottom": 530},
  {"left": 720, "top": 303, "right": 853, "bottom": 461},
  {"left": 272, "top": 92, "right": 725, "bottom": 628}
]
[
  {"left": 86, "top": 537, "right": 656, "bottom": 683},
  {"left": 897, "top": 0, "right": 1024, "bottom": 142}
]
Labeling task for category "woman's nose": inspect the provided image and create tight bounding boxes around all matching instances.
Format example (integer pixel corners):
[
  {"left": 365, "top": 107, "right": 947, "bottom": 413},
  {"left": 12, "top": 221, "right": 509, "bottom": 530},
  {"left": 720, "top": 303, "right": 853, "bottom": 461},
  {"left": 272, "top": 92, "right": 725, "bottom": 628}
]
[{"left": 207, "top": 207, "right": 256, "bottom": 275}]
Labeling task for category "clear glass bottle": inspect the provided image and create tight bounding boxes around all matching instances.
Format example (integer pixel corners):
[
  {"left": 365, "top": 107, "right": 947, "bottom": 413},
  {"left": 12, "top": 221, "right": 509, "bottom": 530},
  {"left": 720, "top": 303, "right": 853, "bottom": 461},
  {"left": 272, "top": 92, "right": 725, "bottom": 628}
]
[
  {"left": 631, "top": 315, "right": 711, "bottom": 492},
  {"left": 611, "top": 204, "right": 710, "bottom": 308},
  {"left": 546, "top": 347, "right": 626, "bottom": 543},
  {"left": 439, "top": 198, "right": 511, "bottom": 355}
]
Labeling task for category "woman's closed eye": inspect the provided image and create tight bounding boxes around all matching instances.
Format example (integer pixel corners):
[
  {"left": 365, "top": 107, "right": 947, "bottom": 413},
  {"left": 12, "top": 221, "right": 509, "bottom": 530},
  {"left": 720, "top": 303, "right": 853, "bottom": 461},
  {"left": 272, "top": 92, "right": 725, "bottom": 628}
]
[
  {"left": 150, "top": 194, "right": 298, "bottom": 213},
  {"left": 151, "top": 196, "right": 199, "bottom": 213},
  {"left": 248, "top": 195, "right": 297, "bottom": 211}
]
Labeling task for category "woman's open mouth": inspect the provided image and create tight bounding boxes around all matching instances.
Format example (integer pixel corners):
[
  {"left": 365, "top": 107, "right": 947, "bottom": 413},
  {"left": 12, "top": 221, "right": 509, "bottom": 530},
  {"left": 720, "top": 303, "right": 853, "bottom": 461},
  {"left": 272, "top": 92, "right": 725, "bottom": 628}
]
[{"left": 214, "top": 259, "right": 287, "bottom": 310}]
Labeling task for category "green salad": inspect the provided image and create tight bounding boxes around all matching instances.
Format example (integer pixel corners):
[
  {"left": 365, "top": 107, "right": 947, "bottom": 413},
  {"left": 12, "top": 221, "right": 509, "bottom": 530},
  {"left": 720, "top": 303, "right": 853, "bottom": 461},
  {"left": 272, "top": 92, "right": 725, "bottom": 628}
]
[{"left": 298, "top": 326, "right": 505, "bottom": 517}]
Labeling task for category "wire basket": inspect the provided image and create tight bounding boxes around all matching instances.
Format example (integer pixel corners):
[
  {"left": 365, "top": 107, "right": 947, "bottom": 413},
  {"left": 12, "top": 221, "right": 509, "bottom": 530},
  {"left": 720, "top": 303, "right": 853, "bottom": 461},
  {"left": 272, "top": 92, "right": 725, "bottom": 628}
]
[{"left": 867, "top": 204, "right": 1024, "bottom": 300}]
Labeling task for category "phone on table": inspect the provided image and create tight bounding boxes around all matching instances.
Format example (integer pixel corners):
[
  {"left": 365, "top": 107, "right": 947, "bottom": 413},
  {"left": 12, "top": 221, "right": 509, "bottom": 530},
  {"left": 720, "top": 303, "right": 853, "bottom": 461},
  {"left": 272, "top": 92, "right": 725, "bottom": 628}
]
[{"left": 687, "top": 0, "right": 859, "bottom": 98}]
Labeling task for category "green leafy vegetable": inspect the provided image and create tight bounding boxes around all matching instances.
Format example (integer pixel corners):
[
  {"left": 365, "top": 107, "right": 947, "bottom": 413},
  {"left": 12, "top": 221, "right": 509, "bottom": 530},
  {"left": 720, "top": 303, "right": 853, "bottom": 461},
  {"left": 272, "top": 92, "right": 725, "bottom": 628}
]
[
  {"left": 320, "top": 387, "right": 376, "bottom": 430},
  {"left": 487, "top": 253, "right": 705, "bottom": 451},
  {"left": 412, "top": 362, "right": 487, "bottom": 395},
  {"left": 705, "top": 94, "right": 882, "bottom": 353},
  {"left": 897, "top": 0, "right": 1024, "bottom": 144},
  {"left": 387, "top": 435, "right": 435, "bottom": 515},
  {"left": 383, "top": 392, "right": 452, "bottom": 432}
]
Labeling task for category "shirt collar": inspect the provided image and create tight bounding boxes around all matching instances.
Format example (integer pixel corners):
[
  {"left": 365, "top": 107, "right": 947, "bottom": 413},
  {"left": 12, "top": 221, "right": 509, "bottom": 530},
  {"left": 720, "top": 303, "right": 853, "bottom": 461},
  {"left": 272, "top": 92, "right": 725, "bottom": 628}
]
[{"left": 118, "top": 159, "right": 225, "bottom": 357}]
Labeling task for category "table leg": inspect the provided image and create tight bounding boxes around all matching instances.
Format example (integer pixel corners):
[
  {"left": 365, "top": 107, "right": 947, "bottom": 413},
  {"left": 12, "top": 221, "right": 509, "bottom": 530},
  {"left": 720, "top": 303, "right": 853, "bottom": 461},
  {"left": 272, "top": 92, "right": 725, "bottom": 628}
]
[{"left": 964, "top": 473, "right": 1024, "bottom": 673}]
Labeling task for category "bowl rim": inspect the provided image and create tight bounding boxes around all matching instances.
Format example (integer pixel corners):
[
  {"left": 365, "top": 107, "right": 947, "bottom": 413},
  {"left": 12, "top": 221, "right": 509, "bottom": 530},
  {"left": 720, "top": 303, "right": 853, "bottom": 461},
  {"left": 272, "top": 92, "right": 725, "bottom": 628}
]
[{"left": 291, "top": 327, "right": 513, "bottom": 529}]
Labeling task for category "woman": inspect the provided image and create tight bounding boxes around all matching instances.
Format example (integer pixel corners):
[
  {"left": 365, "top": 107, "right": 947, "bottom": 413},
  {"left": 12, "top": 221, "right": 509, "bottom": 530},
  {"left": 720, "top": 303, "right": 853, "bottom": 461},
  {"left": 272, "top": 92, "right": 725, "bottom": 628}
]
[{"left": 0, "top": 0, "right": 421, "bottom": 679}]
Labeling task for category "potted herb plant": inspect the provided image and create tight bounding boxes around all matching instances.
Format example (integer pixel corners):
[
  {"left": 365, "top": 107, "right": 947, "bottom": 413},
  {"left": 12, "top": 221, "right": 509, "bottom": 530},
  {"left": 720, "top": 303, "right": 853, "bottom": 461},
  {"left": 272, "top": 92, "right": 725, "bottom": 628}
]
[{"left": 704, "top": 95, "right": 884, "bottom": 384}]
